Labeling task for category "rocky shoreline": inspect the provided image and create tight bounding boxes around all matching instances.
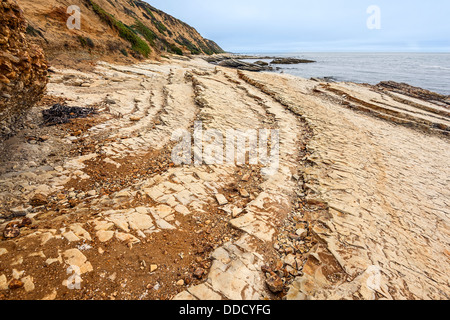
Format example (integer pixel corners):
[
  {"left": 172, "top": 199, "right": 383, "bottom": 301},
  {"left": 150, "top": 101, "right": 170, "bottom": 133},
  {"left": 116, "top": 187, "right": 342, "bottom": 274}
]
[
  {"left": 0, "top": 55, "right": 449, "bottom": 300},
  {"left": 203, "top": 54, "right": 317, "bottom": 72}
]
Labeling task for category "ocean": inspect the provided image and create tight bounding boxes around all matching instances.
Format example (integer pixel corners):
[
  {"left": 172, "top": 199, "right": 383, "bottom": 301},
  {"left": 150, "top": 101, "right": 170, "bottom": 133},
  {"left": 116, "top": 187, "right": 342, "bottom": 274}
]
[{"left": 241, "top": 52, "right": 450, "bottom": 95}]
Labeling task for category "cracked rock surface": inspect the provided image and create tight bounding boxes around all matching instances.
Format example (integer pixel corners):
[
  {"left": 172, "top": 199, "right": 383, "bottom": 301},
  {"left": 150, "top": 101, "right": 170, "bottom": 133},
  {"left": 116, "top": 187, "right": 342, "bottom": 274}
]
[{"left": 0, "top": 56, "right": 448, "bottom": 300}]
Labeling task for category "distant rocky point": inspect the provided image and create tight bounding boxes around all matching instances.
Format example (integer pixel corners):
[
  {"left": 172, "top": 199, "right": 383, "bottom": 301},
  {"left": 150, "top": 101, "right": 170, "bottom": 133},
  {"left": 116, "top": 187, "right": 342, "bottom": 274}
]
[
  {"left": 204, "top": 54, "right": 316, "bottom": 72},
  {"left": 271, "top": 58, "right": 316, "bottom": 64},
  {"left": 377, "top": 81, "right": 450, "bottom": 106}
]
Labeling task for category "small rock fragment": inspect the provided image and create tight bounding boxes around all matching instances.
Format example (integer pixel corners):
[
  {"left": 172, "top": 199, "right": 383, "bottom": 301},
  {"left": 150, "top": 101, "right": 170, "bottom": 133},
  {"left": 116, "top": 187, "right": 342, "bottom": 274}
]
[
  {"left": 215, "top": 194, "right": 228, "bottom": 206},
  {"left": 0, "top": 275, "right": 8, "bottom": 290},
  {"left": 265, "top": 273, "right": 284, "bottom": 293},
  {"left": 295, "top": 228, "right": 308, "bottom": 238},
  {"left": 8, "top": 279, "right": 24, "bottom": 290},
  {"left": 19, "top": 218, "right": 32, "bottom": 228},
  {"left": 30, "top": 194, "right": 48, "bottom": 207},
  {"left": 12, "top": 269, "right": 24, "bottom": 280},
  {"left": 10, "top": 206, "right": 30, "bottom": 217},
  {"left": 239, "top": 189, "right": 250, "bottom": 198},
  {"left": 176, "top": 279, "right": 185, "bottom": 286},
  {"left": 193, "top": 268, "right": 205, "bottom": 279},
  {"left": 87, "top": 190, "right": 97, "bottom": 197},
  {"left": 261, "top": 265, "right": 272, "bottom": 273},
  {"left": 22, "top": 276, "right": 35, "bottom": 292},
  {"left": 63, "top": 249, "right": 93, "bottom": 274},
  {"left": 96, "top": 230, "right": 114, "bottom": 243},
  {"left": 42, "top": 289, "right": 57, "bottom": 300},
  {"left": 62, "top": 231, "right": 80, "bottom": 242},
  {"left": 3, "top": 225, "right": 20, "bottom": 239},
  {"left": 232, "top": 207, "right": 243, "bottom": 218},
  {"left": 115, "top": 232, "right": 140, "bottom": 244}
]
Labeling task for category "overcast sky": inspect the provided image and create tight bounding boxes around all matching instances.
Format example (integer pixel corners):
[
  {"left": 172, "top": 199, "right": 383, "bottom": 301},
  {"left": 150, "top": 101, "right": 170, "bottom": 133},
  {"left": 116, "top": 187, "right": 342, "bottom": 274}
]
[{"left": 145, "top": 0, "right": 450, "bottom": 53}]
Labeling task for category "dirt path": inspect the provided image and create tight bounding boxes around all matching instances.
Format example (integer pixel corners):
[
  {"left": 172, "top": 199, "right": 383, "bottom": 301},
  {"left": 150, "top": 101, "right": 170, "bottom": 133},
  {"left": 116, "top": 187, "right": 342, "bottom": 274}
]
[{"left": 0, "top": 57, "right": 448, "bottom": 300}]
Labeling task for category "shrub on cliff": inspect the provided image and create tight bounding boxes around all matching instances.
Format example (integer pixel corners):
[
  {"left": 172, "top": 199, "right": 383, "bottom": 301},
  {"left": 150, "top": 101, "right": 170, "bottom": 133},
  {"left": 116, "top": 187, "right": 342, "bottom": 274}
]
[
  {"left": 78, "top": 36, "right": 95, "bottom": 48},
  {"left": 87, "top": 0, "right": 151, "bottom": 58},
  {"left": 132, "top": 19, "right": 156, "bottom": 47}
]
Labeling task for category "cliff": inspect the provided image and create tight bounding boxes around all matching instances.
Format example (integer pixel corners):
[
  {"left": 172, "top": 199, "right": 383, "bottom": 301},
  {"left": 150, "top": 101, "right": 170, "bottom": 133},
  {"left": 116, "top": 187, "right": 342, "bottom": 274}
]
[
  {"left": 17, "top": 0, "right": 224, "bottom": 66},
  {"left": 0, "top": 0, "right": 48, "bottom": 139}
]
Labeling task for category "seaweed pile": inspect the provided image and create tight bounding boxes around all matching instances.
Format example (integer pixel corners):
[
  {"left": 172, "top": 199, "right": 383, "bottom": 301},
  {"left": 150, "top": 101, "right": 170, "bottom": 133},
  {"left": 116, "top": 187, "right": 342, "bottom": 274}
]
[{"left": 42, "top": 104, "right": 97, "bottom": 126}]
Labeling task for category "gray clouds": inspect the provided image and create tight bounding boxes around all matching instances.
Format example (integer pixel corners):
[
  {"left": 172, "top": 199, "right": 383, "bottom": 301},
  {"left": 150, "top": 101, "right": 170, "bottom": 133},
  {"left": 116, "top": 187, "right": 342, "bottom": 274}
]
[{"left": 146, "top": 0, "right": 450, "bottom": 52}]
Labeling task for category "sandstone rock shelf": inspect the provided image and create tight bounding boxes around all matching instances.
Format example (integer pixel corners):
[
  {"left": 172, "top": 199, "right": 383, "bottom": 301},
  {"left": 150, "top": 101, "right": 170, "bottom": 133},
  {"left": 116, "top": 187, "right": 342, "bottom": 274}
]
[{"left": 0, "top": 56, "right": 448, "bottom": 300}]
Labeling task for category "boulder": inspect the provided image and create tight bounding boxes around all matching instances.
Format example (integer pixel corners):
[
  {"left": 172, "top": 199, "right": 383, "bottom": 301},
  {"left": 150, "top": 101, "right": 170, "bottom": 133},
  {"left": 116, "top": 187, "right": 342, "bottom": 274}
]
[
  {"left": 204, "top": 55, "right": 230, "bottom": 63},
  {"left": 217, "top": 59, "right": 268, "bottom": 72},
  {"left": 0, "top": 0, "right": 48, "bottom": 139}
]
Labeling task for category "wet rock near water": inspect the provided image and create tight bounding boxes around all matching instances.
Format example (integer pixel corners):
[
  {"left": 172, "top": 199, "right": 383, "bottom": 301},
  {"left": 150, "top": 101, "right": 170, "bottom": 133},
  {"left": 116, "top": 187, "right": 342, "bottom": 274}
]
[
  {"left": 310, "top": 76, "right": 337, "bottom": 83},
  {"left": 217, "top": 59, "right": 271, "bottom": 72},
  {"left": 203, "top": 55, "right": 230, "bottom": 64},
  {"left": 204, "top": 55, "right": 316, "bottom": 72},
  {"left": 271, "top": 58, "right": 316, "bottom": 65},
  {"left": 377, "top": 81, "right": 450, "bottom": 105}
]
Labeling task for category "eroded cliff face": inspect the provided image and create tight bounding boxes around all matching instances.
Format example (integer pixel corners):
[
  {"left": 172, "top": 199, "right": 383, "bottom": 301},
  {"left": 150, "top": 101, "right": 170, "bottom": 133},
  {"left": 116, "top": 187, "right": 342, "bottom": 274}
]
[
  {"left": 0, "top": 0, "right": 48, "bottom": 139},
  {"left": 17, "top": 0, "right": 224, "bottom": 65}
]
